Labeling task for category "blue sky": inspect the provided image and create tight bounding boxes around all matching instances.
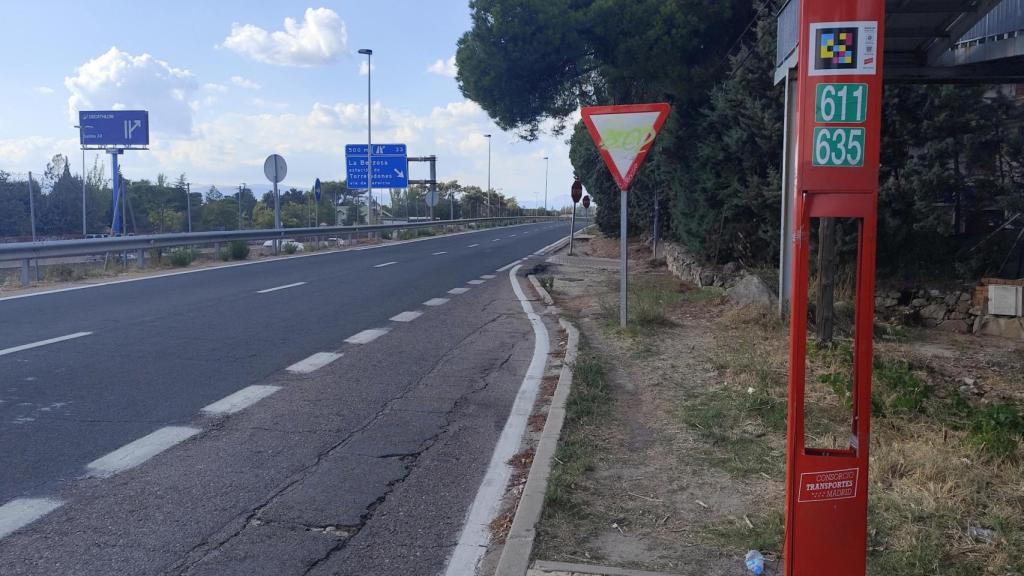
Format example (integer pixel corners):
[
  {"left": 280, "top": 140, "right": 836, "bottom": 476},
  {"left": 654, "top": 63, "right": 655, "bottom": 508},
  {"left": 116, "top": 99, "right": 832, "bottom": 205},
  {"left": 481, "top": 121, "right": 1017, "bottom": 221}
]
[{"left": 0, "top": 1, "right": 574, "bottom": 207}]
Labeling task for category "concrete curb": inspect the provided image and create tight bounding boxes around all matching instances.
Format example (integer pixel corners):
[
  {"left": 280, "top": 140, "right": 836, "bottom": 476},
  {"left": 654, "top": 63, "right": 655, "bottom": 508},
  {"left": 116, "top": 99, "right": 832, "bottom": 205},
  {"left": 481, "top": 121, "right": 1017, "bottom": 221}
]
[
  {"left": 527, "top": 275, "right": 555, "bottom": 307},
  {"left": 531, "top": 560, "right": 684, "bottom": 576},
  {"left": 494, "top": 276, "right": 579, "bottom": 576}
]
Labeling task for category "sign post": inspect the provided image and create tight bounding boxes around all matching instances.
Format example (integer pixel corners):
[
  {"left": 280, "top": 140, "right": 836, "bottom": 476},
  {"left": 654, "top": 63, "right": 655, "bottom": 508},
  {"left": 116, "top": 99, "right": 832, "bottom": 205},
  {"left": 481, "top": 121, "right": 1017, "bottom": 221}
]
[
  {"left": 78, "top": 110, "right": 149, "bottom": 236},
  {"left": 784, "top": 2, "right": 885, "bottom": 575},
  {"left": 581, "top": 103, "right": 670, "bottom": 328},
  {"left": 264, "top": 154, "right": 287, "bottom": 253},
  {"left": 569, "top": 179, "right": 583, "bottom": 255}
]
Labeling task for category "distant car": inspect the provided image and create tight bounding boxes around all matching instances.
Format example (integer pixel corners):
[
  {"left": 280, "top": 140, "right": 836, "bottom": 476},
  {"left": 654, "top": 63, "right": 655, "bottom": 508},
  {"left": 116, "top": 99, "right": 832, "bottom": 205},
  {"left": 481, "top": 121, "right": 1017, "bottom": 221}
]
[{"left": 262, "top": 239, "right": 305, "bottom": 252}]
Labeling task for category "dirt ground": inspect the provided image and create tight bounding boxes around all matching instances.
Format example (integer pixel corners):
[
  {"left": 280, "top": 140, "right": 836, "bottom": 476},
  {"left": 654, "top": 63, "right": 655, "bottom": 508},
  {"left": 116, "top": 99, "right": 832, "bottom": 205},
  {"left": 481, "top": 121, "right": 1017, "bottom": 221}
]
[{"left": 532, "top": 234, "right": 1024, "bottom": 576}]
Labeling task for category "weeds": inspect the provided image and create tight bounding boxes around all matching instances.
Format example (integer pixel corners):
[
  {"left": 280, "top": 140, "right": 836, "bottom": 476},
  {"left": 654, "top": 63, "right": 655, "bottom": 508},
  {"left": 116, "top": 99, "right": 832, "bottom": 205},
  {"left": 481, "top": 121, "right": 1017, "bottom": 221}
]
[
  {"left": 283, "top": 242, "right": 299, "bottom": 255},
  {"left": 229, "top": 240, "right": 250, "bottom": 260},
  {"left": 538, "top": 275, "right": 555, "bottom": 293},
  {"left": 545, "top": 347, "right": 610, "bottom": 515},
  {"left": 966, "top": 404, "right": 1024, "bottom": 460}
]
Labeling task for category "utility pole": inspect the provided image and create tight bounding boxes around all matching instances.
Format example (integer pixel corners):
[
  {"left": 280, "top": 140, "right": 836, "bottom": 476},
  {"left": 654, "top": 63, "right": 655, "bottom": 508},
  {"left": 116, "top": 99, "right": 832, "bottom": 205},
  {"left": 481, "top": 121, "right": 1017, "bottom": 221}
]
[
  {"left": 185, "top": 182, "right": 192, "bottom": 233},
  {"left": 27, "top": 172, "right": 37, "bottom": 241},
  {"left": 543, "top": 156, "right": 549, "bottom": 215},
  {"left": 359, "top": 48, "right": 373, "bottom": 226},
  {"left": 485, "top": 134, "right": 492, "bottom": 218},
  {"left": 238, "top": 183, "right": 244, "bottom": 230}
]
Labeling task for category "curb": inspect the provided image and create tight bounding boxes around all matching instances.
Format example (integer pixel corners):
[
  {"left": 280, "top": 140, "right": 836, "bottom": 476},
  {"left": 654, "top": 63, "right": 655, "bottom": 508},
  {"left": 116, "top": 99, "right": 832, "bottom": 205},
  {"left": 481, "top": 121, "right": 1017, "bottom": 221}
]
[
  {"left": 527, "top": 275, "right": 555, "bottom": 307},
  {"left": 494, "top": 277, "right": 579, "bottom": 576}
]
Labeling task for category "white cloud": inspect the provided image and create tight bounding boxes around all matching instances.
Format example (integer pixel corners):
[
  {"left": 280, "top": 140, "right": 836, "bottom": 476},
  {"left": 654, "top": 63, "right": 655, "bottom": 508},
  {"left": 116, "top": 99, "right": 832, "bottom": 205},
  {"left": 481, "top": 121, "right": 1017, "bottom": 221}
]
[
  {"left": 203, "top": 83, "right": 228, "bottom": 93},
  {"left": 358, "top": 60, "right": 375, "bottom": 76},
  {"left": 64, "top": 47, "right": 198, "bottom": 135},
  {"left": 427, "top": 56, "right": 457, "bottom": 78},
  {"left": 221, "top": 8, "right": 348, "bottom": 67},
  {"left": 230, "top": 75, "right": 261, "bottom": 90},
  {"left": 33, "top": 86, "right": 55, "bottom": 95}
]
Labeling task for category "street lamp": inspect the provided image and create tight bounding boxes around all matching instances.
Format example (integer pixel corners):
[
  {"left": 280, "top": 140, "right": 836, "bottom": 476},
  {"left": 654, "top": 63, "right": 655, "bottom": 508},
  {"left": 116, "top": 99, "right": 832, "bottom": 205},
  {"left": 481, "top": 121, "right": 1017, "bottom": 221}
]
[
  {"left": 484, "top": 134, "right": 492, "bottom": 218},
  {"left": 74, "top": 124, "right": 92, "bottom": 236},
  {"left": 359, "top": 48, "right": 373, "bottom": 225},
  {"left": 543, "top": 156, "right": 549, "bottom": 216}
]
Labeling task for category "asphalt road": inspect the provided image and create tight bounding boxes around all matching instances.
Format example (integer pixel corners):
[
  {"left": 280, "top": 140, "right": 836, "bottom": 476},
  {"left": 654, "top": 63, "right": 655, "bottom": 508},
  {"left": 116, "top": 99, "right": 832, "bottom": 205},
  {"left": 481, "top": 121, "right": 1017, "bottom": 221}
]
[{"left": 0, "top": 220, "right": 576, "bottom": 575}]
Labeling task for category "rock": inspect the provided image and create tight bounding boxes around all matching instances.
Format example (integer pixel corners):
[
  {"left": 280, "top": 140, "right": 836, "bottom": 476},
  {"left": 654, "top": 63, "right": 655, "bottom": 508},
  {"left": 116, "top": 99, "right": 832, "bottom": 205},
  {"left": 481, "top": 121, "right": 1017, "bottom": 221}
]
[
  {"left": 944, "top": 293, "right": 959, "bottom": 306},
  {"left": 920, "top": 303, "right": 947, "bottom": 320},
  {"left": 959, "top": 292, "right": 972, "bottom": 302},
  {"left": 974, "top": 316, "right": 1024, "bottom": 341},
  {"left": 968, "top": 526, "right": 999, "bottom": 545},
  {"left": 969, "top": 306, "right": 982, "bottom": 316},
  {"left": 886, "top": 290, "right": 901, "bottom": 300},
  {"left": 961, "top": 377, "right": 976, "bottom": 386},
  {"left": 911, "top": 298, "right": 928, "bottom": 307},
  {"left": 956, "top": 301, "right": 971, "bottom": 314},
  {"left": 947, "top": 311, "right": 966, "bottom": 320},
  {"left": 726, "top": 274, "right": 777, "bottom": 307},
  {"left": 875, "top": 297, "right": 886, "bottom": 308},
  {"left": 929, "top": 289, "right": 942, "bottom": 298},
  {"left": 699, "top": 270, "right": 716, "bottom": 287},
  {"left": 722, "top": 261, "right": 740, "bottom": 275}
]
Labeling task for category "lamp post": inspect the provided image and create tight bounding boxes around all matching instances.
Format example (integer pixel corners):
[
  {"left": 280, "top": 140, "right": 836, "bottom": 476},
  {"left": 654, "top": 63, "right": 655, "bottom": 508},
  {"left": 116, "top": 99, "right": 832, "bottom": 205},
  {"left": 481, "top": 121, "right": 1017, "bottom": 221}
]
[
  {"left": 185, "top": 182, "right": 192, "bottom": 233},
  {"left": 543, "top": 156, "right": 549, "bottom": 216},
  {"left": 358, "top": 48, "right": 373, "bottom": 225},
  {"left": 484, "top": 134, "right": 492, "bottom": 218},
  {"left": 74, "top": 124, "right": 92, "bottom": 236}
]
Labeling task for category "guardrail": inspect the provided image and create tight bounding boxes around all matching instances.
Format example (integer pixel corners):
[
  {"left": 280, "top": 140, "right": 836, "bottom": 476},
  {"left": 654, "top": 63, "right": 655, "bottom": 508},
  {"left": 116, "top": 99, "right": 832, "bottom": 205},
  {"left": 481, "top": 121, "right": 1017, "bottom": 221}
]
[{"left": 1, "top": 216, "right": 560, "bottom": 285}]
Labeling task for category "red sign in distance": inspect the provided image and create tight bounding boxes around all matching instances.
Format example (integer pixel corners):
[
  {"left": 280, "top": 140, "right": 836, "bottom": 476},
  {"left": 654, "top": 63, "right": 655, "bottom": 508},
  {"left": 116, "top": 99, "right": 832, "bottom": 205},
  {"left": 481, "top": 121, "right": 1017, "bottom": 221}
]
[
  {"left": 785, "top": 1, "right": 885, "bottom": 575},
  {"left": 580, "top": 103, "right": 670, "bottom": 191},
  {"left": 571, "top": 179, "right": 583, "bottom": 203},
  {"left": 582, "top": 195, "right": 591, "bottom": 209}
]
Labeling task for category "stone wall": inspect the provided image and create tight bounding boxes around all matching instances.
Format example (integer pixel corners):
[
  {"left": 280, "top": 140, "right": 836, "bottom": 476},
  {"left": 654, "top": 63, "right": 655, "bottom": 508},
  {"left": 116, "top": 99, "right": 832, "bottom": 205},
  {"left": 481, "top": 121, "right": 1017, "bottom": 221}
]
[{"left": 874, "top": 288, "right": 978, "bottom": 332}]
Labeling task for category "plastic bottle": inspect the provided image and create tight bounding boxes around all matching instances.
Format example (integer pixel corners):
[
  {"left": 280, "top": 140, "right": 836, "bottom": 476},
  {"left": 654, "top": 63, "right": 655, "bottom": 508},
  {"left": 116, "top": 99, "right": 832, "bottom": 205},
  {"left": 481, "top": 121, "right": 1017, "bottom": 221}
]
[{"left": 745, "top": 550, "right": 765, "bottom": 575}]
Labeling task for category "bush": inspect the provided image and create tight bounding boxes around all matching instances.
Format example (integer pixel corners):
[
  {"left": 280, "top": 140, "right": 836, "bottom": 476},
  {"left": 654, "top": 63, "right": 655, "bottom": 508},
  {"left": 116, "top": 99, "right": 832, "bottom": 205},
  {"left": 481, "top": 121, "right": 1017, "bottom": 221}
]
[
  {"left": 967, "top": 404, "right": 1024, "bottom": 460},
  {"left": 229, "top": 240, "right": 250, "bottom": 260},
  {"left": 169, "top": 247, "right": 197, "bottom": 267},
  {"left": 283, "top": 242, "right": 299, "bottom": 255}
]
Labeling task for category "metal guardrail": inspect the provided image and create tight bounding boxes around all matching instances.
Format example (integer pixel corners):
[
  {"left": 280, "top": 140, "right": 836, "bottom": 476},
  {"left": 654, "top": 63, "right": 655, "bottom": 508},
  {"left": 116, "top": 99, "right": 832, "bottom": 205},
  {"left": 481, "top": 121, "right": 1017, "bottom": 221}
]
[{"left": 1, "top": 216, "right": 560, "bottom": 284}]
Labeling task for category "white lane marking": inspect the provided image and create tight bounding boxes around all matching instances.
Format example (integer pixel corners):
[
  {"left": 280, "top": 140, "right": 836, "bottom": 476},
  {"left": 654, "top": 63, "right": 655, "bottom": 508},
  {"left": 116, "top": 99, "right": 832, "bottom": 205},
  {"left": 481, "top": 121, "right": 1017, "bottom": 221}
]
[
  {"left": 444, "top": 264, "right": 550, "bottom": 575},
  {"left": 432, "top": 251, "right": 447, "bottom": 256},
  {"left": 468, "top": 243, "right": 480, "bottom": 248},
  {"left": 509, "top": 234, "right": 517, "bottom": 237},
  {"left": 345, "top": 328, "right": 390, "bottom": 345},
  {"left": 286, "top": 352, "right": 344, "bottom": 374},
  {"left": 373, "top": 261, "right": 398, "bottom": 268},
  {"left": 0, "top": 332, "right": 92, "bottom": 358},
  {"left": 448, "top": 287, "right": 470, "bottom": 295},
  {"left": 491, "top": 238, "right": 500, "bottom": 242},
  {"left": 201, "top": 385, "right": 282, "bottom": 415},
  {"left": 424, "top": 298, "right": 450, "bottom": 306},
  {"left": 481, "top": 275, "right": 496, "bottom": 280},
  {"left": 496, "top": 259, "right": 521, "bottom": 272},
  {"left": 0, "top": 222, "right": 551, "bottom": 304},
  {"left": 86, "top": 426, "right": 201, "bottom": 478},
  {"left": 390, "top": 311, "right": 423, "bottom": 322},
  {"left": 256, "top": 282, "right": 306, "bottom": 294},
  {"left": 467, "top": 280, "right": 485, "bottom": 285},
  {"left": 0, "top": 498, "right": 63, "bottom": 540}
]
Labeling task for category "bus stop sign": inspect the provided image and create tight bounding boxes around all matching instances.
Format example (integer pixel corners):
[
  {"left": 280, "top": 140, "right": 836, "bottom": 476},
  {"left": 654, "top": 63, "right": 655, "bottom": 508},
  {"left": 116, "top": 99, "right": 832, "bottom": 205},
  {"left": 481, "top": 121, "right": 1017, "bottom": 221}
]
[{"left": 784, "top": 1, "right": 885, "bottom": 575}]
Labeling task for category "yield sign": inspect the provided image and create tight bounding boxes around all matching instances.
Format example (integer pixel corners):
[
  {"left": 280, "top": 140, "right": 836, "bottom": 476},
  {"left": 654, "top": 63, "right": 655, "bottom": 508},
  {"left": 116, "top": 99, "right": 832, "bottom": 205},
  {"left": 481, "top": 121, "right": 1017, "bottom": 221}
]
[{"left": 581, "top": 103, "right": 670, "bottom": 191}]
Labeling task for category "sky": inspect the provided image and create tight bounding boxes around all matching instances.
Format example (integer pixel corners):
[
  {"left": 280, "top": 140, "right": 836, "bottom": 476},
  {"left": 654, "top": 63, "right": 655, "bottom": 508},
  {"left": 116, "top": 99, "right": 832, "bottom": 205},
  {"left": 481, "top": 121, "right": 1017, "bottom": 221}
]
[{"left": 0, "top": 1, "right": 574, "bottom": 207}]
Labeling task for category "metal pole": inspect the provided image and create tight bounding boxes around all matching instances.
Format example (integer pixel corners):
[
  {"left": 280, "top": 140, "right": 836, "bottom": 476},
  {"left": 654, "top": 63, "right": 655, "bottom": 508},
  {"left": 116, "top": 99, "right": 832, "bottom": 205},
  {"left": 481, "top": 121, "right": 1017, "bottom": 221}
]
[
  {"left": 81, "top": 148, "right": 87, "bottom": 236},
  {"left": 27, "top": 172, "right": 37, "bottom": 242},
  {"left": 544, "top": 156, "right": 549, "bottom": 214},
  {"left": 110, "top": 152, "right": 121, "bottom": 235},
  {"left": 653, "top": 188, "right": 660, "bottom": 259},
  {"left": 486, "top": 134, "right": 492, "bottom": 218},
  {"left": 366, "top": 51, "right": 373, "bottom": 225},
  {"left": 186, "top": 182, "right": 192, "bottom": 233},
  {"left": 273, "top": 181, "right": 280, "bottom": 255},
  {"left": 569, "top": 202, "right": 577, "bottom": 255},
  {"left": 778, "top": 68, "right": 798, "bottom": 318},
  {"left": 238, "top": 184, "right": 243, "bottom": 230},
  {"left": 620, "top": 189, "right": 628, "bottom": 327}
]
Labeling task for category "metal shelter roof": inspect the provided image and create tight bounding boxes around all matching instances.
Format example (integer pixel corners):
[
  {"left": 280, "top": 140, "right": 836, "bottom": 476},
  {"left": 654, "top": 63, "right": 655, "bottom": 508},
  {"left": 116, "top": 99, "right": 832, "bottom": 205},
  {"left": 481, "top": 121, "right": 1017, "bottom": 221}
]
[{"left": 776, "top": 0, "right": 1024, "bottom": 83}]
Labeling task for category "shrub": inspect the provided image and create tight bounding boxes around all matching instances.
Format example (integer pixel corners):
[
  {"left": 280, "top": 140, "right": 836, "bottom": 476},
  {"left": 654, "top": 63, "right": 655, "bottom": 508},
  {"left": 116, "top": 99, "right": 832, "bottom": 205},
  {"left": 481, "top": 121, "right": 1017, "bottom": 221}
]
[
  {"left": 283, "top": 242, "right": 299, "bottom": 255},
  {"left": 967, "top": 404, "right": 1024, "bottom": 460},
  {"left": 229, "top": 240, "right": 250, "bottom": 260},
  {"left": 169, "top": 247, "right": 197, "bottom": 267}
]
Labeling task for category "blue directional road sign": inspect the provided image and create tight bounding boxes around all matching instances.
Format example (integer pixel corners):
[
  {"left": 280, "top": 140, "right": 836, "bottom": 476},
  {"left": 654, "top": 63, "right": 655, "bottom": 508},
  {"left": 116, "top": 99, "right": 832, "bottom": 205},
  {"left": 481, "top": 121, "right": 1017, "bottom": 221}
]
[
  {"left": 345, "top": 143, "right": 408, "bottom": 188},
  {"left": 314, "top": 178, "right": 322, "bottom": 202},
  {"left": 79, "top": 110, "right": 150, "bottom": 148}
]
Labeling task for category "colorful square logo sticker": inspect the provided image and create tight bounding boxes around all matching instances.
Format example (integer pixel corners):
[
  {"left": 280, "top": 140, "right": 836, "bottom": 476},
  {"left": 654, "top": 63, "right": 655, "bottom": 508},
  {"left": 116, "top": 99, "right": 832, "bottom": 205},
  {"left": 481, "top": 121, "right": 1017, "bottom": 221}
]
[{"left": 808, "top": 21, "right": 878, "bottom": 76}]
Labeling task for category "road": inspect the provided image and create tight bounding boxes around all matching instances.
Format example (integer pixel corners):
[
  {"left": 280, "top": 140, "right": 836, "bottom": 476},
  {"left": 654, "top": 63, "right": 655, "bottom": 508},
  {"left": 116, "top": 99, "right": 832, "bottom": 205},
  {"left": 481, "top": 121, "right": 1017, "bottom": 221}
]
[{"left": 0, "top": 221, "right": 575, "bottom": 575}]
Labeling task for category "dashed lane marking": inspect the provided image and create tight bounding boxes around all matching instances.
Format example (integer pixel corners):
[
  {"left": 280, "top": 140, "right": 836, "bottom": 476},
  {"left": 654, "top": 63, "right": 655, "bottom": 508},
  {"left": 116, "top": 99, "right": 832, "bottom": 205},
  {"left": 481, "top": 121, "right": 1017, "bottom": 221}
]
[
  {"left": 345, "top": 328, "right": 390, "bottom": 344},
  {"left": 448, "top": 287, "right": 470, "bottom": 295},
  {"left": 256, "top": 282, "right": 306, "bottom": 294},
  {"left": 0, "top": 498, "right": 63, "bottom": 540},
  {"left": 86, "top": 426, "right": 201, "bottom": 478},
  {"left": 285, "top": 352, "right": 343, "bottom": 374},
  {"left": 201, "top": 385, "right": 282, "bottom": 414},
  {"left": 424, "top": 298, "right": 450, "bottom": 306},
  {"left": 0, "top": 332, "right": 93, "bottom": 358},
  {"left": 390, "top": 311, "right": 423, "bottom": 322}
]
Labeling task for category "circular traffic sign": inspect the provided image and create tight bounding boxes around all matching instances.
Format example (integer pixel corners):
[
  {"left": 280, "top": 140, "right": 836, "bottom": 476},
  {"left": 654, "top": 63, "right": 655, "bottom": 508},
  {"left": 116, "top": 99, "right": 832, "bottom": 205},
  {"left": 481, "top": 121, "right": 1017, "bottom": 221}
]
[
  {"left": 425, "top": 189, "right": 439, "bottom": 207},
  {"left": 264, "top": 154, "right": 287, "bottom": 184},
  {"left": 582, "top": 195, "right": 591, "bottom": 209},
  {"left": 571, "top": 179, "right": 583, "bottom": 203}
]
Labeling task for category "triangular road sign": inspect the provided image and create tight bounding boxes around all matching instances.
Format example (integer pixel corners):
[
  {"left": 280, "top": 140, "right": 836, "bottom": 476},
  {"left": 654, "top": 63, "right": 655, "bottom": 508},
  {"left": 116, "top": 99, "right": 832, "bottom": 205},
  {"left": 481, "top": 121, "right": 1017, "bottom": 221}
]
[{"left": 581, "top": 103, "right": 671, "bottom": 191}]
